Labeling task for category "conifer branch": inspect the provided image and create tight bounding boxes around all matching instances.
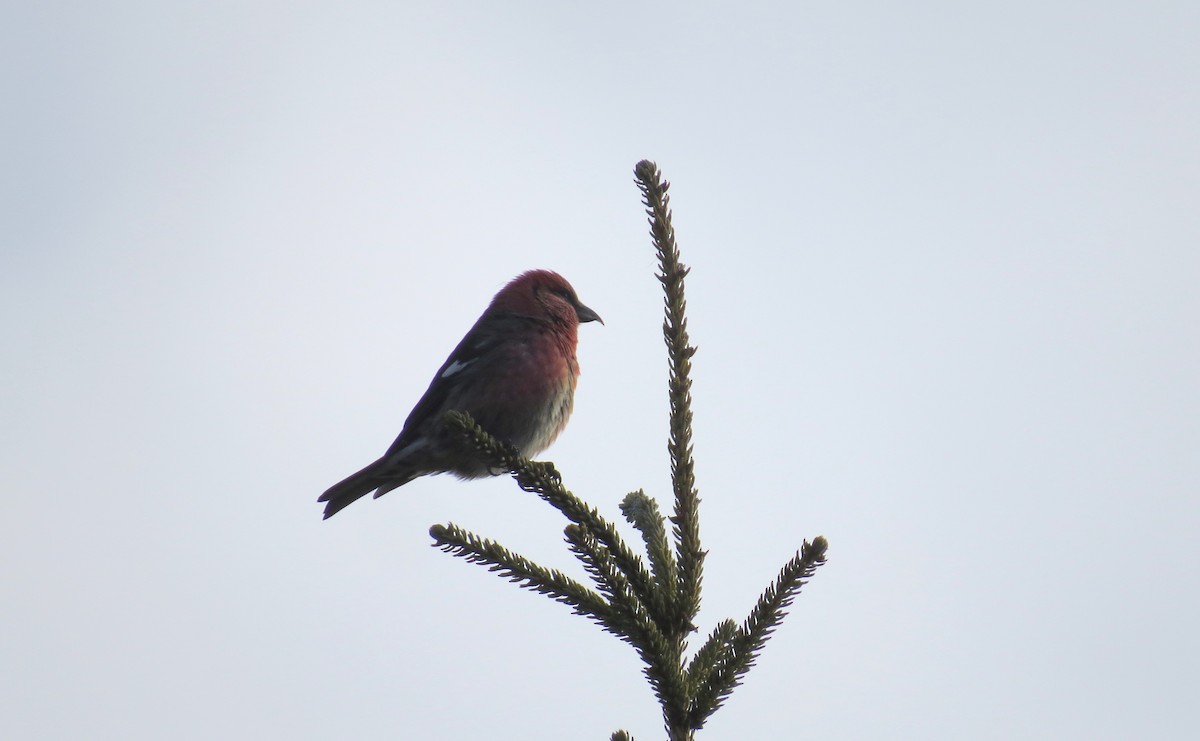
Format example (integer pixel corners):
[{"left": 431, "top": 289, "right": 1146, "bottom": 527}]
[
  {"left": 429, "top": 522, "right": 616, "bottom": 626},
  {"left": 635, "top": 160, "right": 705, "bottom": 632},
  {"left": 687, "top": 537, "right": 829, "bottom": 728},
  {"left": 444, "top": 410, "right": 664, "bottom": 619},
  {"left": 683, "top": 619, "right": 738, "bottom": 694},
  {"left": 620, "top": 490, "right": 678, "bottom": 611},
  {"left": 563, "top": 523, "right": 657, "bottom": 643},
  {"left": 566, "top": 523, "right": 687, "bottom": 714},
  {"left": 563, "top": 523, "right": 627, "bottom": 606}
]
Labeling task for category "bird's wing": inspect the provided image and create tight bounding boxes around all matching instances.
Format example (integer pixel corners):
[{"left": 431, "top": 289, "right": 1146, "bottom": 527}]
[{"left": 382, "top": 313, "right": 537, "bottom": 457}]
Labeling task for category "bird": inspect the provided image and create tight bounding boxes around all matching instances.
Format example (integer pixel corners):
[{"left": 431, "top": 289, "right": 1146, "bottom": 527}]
[{"left": 319, "top": 269, "right": 602, "bottom": 519}]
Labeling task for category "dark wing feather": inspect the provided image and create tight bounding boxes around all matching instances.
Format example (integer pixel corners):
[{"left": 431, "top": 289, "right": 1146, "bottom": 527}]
[{"left": 381, "top": 313, "right": 536, "bottom": 457}]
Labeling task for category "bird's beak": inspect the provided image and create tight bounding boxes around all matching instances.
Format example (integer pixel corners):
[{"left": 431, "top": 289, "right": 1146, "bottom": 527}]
[{"left": 576, "top": 302, "right": 604, "bottom": 325}]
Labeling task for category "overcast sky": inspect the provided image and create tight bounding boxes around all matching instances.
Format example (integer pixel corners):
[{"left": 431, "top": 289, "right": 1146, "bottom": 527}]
[{"left": 3, "top": 2, "right": 1198, "bottom": 739}]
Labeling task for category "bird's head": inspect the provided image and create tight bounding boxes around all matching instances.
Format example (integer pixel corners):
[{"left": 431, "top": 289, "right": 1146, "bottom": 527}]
[{"left": 492, "top": 269, "right": 603, "bottom": 328}]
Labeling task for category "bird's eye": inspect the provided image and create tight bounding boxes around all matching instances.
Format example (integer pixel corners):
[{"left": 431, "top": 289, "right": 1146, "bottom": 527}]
[{"left": 546, "top": 286, "right": 574, "bottom": 304}]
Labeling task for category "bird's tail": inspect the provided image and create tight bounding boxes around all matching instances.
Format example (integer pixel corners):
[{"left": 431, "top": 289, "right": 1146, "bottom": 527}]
[{"left": 318, "top": 458, "right": 414, "bottom": 519}]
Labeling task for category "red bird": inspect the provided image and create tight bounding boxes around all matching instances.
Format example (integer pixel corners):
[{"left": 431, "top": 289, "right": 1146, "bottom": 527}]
[{"left": 319, "top": 269, "right": 602, "bottom": 519}]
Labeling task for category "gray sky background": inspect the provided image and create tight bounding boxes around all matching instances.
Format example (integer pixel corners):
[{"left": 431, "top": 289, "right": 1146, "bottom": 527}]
[{"left": 3, "top": 2, "right": 1198, "bottom": 739}]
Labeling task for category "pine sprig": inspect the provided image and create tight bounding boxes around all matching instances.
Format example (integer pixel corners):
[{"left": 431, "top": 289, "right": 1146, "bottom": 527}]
[
  {"left": 560, "top": 518, "right": 687, "bottom": 720},
  {"left": 429, "top": 522, "right": 615, "bottom": 626},
  {"left": 683, "top": 619, "right": 738, "bottom": 695},
  {"left": 620, "top": 490, "right": 678, "bottom": 612},
  {"left": 442, "top": 410, "right": 664, "bottom": 618},
  {"left": 635, "top": 160, "right": 705, "bottom": 632},
  {"left": 563, "top": 523, "right": 660, "bottom": 643},
  {"left": 686, "top": 537, "right": 829, "bottom": 728}
]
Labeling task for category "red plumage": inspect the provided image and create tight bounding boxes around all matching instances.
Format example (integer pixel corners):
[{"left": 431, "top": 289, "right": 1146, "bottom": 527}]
[{"left": 319, "top": 270, "right": 602, "bottom": 519}]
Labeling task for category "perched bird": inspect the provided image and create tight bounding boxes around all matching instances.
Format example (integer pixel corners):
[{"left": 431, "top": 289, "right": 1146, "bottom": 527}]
[{"left": 319, "top": 269, "right": 602, "bottom": 519}]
